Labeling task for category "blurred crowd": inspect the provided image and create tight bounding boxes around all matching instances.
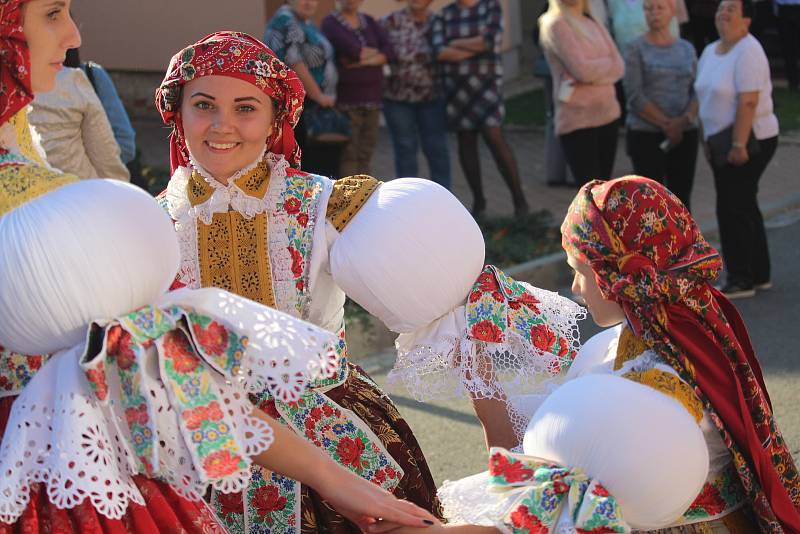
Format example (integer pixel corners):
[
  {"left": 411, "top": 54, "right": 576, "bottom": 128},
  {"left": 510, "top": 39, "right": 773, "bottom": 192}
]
[{"left": 25, "top": 0, "right": 793, "bottom": 299}]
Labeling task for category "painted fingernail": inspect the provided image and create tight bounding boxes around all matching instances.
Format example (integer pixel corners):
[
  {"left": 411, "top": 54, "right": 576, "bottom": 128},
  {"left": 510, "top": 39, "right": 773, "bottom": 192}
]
[{"left": 423, "top": 519, "right": 435, "bottom": 525}]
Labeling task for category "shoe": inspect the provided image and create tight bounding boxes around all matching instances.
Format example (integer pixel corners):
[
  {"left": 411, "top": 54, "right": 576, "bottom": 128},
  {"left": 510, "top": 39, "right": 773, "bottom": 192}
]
[
  {"left": 754, "top": 280, "right": 772, "bottom": 291},
  {"left": 718, "top": 282, "right": 756, "bottom": 299}
]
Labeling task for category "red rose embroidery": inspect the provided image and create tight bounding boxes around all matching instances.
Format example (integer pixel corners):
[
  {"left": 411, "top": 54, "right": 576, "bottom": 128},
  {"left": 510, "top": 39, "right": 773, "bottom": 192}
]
[
  {"left": 288, "top": 246, "right": 304, "bottom": 279},
  {"left": 520, "top": 292, "right": 541, "bottom": 314},
  {"left": 202, "top": 449, "right": 242, "bottom": 478},
  {"left": 107, "top": 327, "right": 136, "bottom": 370},
  {"left": 28, "top": 355, "right": 42, "bottom": 371},
  {"left": 164, "top": 331, "right": 199, "bottom": 373},
  {"left": 530, "top": 324, "right": 557, "bottom": 352},
  {"left": 553, "top": 480, "right": 569, "bottom": 494},
  {"left": 592, "top": 484, "right": 610, "bottom": 497},
  {"left": 557, "top": 337, "right": 569, "bottom": 357},
  {"left": 476, "top": 271, "right": 499, "bottom": 293},
  {"left": 283, "top": 197, "right": 301, "bottom": 214},
  {"left": 509, "top": 505, "right": 545, "bottom": 532},
  {"left": 689, "top": 483, "right": 725, "bottom": 515},
  {"left": 296, "top": 213, "right": 309, "bottom": 227},
  {"left": 337, "top": 437, "right": 365, "bottom": 469},
  {"left": 253, "top": 485, "right": 288, "bottom": 516},
  {"left": 468, "top": 290, "right": 482, "bottom": 303},
  {"left": 183, "top": 401, "right": 225, "bottom": 430},
  {"left": 489, "top": 453, "right": 534, "bottom": 483},
  {"left": 86, "top": 365, "right": 109, "bottom": 401},
  {"left": 491, "top": 291, "right": 504, "bottom": 302},
  {"left": 125, "top": 404, "right": 149, "bottom": 426},
  {"left": 216, "top": 491, "right": 244, "bottom": 517},
  {"left": 192, "top": 321, "right": 229, "bottom": 356},
  {"left": 470, "top": 320, "right": 504, "bottom": 343}
]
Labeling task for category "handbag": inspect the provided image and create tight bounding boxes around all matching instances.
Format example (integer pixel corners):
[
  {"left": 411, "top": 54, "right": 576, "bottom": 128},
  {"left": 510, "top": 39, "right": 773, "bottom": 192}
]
[
  {"left": 303, "top": 102, "right": 352, "bottom": 145},
  {"left": 706, "top": 126, "right": 760, "bottom": 168}
]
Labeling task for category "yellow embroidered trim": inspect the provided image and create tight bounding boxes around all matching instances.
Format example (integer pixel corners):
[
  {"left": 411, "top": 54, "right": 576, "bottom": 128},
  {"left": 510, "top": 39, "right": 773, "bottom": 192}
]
[
  {"left": 187, "top": 159, "right": 271, "bottom": 207},
  {"left": 12, "top": 109, "right": 46, "bottom": 166},
  {"left": 197, "top": 211, "right": 276, "bottom": 307},
  {"left": 187, "top": 171, "right": 213, "bottom": 207},
  {"left": 326, "top": 174, "right": 382, "bottom": 232},
  {"left": 623, "top": 368, "right": 704, "bottom": 423},
  {"left": 613, "top": 326, "right": 649, "bottom": 370}
]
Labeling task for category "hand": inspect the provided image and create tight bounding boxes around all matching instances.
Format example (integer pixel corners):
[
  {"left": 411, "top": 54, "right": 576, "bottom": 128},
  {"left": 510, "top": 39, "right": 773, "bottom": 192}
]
[
  {"left": 314, "top": 94, "right": 336, "bottom": 108},
  {"left": 314, "top": 465, "right": 438, "bottom": 531},
  {"left": 360, "top": 46, "right": 379, "bottom": 62},
  {"left": 367, "top": 519, "right": 444, "bottom": 534},
  {"left": 727, "top": 145, "right": 749, "bottom": 166},
  {"left": 662, "top": 118, "right": 684, "bottom": 147}
]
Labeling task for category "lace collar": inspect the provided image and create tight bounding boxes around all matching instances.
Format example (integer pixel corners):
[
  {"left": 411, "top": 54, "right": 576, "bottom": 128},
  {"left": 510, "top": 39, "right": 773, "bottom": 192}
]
[
  {"left": 0, "top": 108, "right": 49, "bottom": 167},
  {"left": 167, "top": 149, "right": 290, "bottom": 225}
]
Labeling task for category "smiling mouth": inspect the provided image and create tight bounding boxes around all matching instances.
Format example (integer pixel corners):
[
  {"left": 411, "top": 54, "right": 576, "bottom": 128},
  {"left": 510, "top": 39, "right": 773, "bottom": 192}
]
[{"left": 205, "top": 141, "right": 240, "bottom": 152}]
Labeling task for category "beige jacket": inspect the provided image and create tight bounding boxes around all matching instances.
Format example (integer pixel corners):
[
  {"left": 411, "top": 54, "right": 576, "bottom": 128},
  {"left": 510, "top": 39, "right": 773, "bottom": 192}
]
[{"left": 29, "top": 67, "right": 130, "bottom": 181}]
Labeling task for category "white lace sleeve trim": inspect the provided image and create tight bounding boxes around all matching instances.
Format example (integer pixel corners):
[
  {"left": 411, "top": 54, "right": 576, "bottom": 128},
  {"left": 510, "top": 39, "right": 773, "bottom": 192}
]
[
  {"left": 388, "top": 286, "right": 585, "bottom": 403},
  {"left": 0, "top": 287, "right": 340, "bottom": 524}
]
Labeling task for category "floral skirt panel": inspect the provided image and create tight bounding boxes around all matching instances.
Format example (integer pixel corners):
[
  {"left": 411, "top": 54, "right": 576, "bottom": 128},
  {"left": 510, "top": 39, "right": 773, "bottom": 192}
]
[
  {"left": 0, "top": 397, "right": 226, "bottom": 534},
  {"left": 213, "top": 363, "right": 442, "bottom": 533}
]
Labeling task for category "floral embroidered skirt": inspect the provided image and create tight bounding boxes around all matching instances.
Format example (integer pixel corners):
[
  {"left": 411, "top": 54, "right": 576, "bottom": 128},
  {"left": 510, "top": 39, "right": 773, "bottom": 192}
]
[
  {"left": 297, "top": 364, "right": 442, "bottom": 532},
  {"left": 0, "top": 396, "right": 226, "bottom": 534},
  {"left": 637, "top": 507, "right": 757, "bottom": 534},
  {"left": 215, "top": 362, "right": 442, "bottom": 533}
]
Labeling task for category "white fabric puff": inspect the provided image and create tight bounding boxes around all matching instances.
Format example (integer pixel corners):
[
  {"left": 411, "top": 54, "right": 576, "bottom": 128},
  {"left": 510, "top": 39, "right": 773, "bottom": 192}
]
[
  {"left": 0, "top": 180, "right": 179, "bottom": 354},
  {"left": 522, "top": 374, "right": 709, "bottom": 529},
  {"left": 330, "top": 178, "right": 485, "bottom": 334}
]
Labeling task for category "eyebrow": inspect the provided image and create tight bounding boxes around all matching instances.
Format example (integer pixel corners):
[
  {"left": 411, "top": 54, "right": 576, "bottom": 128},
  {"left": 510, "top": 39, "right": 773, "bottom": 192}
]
[
  {"left": 42, "top": 0, "right": 67, "bottom": 9},
  {"left": 190, "top": 92, "right": 215, "bottom": 100},
  {"left": 234, "top": 96, "right": 263, "bottom": 103}
]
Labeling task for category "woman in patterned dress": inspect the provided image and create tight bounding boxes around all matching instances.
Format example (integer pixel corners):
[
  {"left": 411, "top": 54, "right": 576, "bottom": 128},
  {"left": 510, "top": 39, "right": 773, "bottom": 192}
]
[
  {"left": 156, "top": 31, "right": 443, "bottom": 533},
  {"left": 375, "top": 176, "right": 800, "bottom": 533},
  {"left": 431, "top": 0, "right": 528, "bottom": 217},
  {"left": 0, "top": 3, "right": 439, "bottom": 532}
]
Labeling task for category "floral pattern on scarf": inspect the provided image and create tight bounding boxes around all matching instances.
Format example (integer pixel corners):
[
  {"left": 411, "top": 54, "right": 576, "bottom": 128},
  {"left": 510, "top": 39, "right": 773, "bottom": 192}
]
[
  {"left": 0, "top": 0, "right": 32, "bottom": 127},
  {"left": 561, "top": 176, "right": 800, "bottom": 532},
  {"left": 155, "top": 31, "right": 306, "bottom": 171}
]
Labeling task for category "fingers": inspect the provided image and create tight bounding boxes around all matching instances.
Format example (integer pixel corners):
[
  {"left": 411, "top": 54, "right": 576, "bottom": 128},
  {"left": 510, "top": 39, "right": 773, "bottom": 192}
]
[{"left": 372, "top": 498, "right": 438, "bottom": 528}]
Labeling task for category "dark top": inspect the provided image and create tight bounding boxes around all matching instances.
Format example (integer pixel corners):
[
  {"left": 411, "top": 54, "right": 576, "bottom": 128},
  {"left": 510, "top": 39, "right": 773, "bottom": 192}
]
[{"left": 321, "top": 11, "right": 395, "bottom": 108}]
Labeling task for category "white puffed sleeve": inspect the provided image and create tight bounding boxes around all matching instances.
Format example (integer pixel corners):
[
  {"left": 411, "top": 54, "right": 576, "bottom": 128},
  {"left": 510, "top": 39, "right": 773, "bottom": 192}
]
[{"left": 327, "top": 179, "right": 585, "bottom": 421}]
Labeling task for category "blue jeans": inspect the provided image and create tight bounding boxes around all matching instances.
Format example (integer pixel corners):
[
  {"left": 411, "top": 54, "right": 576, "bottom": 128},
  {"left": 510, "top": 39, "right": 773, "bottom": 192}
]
[{"left": 382, "top": 98, "right": 451, "bottom": 189}]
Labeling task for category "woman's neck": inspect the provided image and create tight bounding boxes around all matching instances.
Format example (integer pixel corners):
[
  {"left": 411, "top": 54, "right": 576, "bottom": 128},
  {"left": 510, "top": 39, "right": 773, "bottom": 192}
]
[
  {"left": 645, "top": 26, "right": 675, "bottom": 45},
  {"left": 339, "top": 8, "right": 360, "bottom": 25},
  {"left": 565, "top": 4, "right": 584, "bottom": 18},
  {"left": 717, "top": 30, "right": 747, "bottom": 53}
]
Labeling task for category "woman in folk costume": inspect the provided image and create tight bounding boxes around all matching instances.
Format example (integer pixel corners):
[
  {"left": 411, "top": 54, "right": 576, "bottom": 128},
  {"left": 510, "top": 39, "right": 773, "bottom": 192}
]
[
  {"left": 0, "top": 2, "right": 440, "bottom": 532},
  {"left": 156, "top": 30, "right": 588, "bottom": 532},
  {"left": 373, "top": 177, "right": 800, "bottom": 534}
]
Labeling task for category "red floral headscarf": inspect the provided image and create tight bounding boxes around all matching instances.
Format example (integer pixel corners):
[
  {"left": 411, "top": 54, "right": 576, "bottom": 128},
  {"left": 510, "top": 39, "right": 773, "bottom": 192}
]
[
  {"left": 562, "top": 176, "right": 800, "bottom": 532},
  {"left": 155, "top": 31, "right": 306, "bottom": 172},
  {"left": 0, "top": 0, "right": 32, "bottom": 126}
]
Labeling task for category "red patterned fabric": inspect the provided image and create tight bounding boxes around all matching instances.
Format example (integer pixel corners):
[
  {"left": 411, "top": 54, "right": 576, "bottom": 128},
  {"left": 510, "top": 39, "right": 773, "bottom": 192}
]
[
  {"left": 561, "top": 176, "right": 800, "bottom": 533},
  {"left": 0, "top": 397, "right": 226, "bottom": 533},
  {"left": 0, "top": 0, "right": 33, "bottom": 125},
  {"left": 155, "top": 31, "right": 306, "bottom": 172}
]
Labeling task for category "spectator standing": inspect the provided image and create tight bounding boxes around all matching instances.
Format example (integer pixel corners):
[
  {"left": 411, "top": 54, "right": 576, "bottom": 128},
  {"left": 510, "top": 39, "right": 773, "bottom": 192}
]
[
  {"left": 607, "top": 0, "right": 687, "bottom": 52},
  {"left": 381, "top": 0, "right": 451, "bottom": 189},
  {"left": 322, "top": 0, "right": 394, "bottom": 177},
  {"left": 532, "top": 12, "right": 574, "bottom": 187},
  {"left": 695, "top": 0, "right": 779, "bottom": 298},
  {"left": 624, "top": 0, "right": 699, "bottom": 210},
  {"left": 431, "top": 0, "right": 529, "bottom": 217},
  {"left": 776, "top": 0, "right": 800, "bottom": 91},
  {"left": 63, "top": 49, "right": 136, "bottom": 169},
  {"left": 29, "top": 67, "right": 130, "bottom": 181},
  {"left": 539, "top": 0, "right": 625, "bottom": 187},
  {"left": 264, "top": 0, "right": 344, "bottom": 178}
]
